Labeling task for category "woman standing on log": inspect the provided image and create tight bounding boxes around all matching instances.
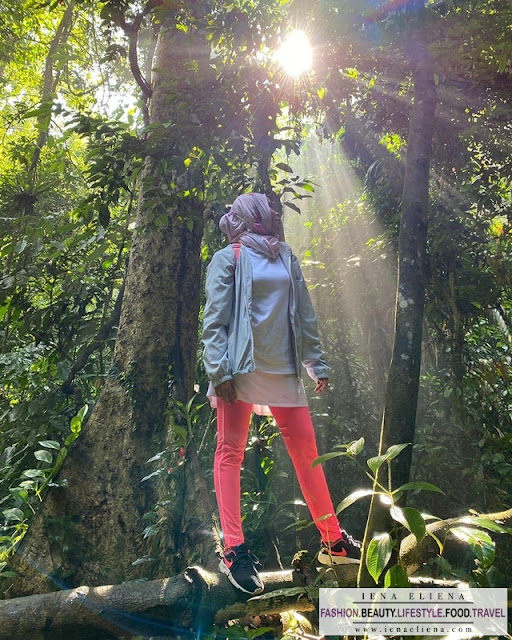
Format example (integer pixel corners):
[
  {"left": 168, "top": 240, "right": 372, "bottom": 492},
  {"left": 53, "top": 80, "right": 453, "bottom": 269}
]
[{"left": 202, "top": 193, "right": 360, "bottom": 595}]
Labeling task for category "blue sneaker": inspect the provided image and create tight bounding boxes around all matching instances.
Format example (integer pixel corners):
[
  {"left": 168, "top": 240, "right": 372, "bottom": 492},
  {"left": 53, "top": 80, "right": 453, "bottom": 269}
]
[{"left": 219, "top": 543, "right": 264, "bottom": 594}]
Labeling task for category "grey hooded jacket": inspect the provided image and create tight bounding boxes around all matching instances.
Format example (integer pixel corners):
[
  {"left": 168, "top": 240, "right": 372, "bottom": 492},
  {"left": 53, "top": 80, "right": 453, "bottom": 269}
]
[{"left": 202, "top": 242, "right": 329, "bottom": 388}]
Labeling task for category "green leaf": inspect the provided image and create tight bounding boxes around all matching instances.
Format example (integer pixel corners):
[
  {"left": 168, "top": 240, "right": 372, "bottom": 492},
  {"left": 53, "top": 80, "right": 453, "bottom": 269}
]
[
  {"left": 56, "top": 361, "right": 69, "bottom": 381},
  {"left": 348, "top": 437, "right": 365, "bottom": 456},
  {"left": 427, "top": 530, "right": 444, "bottom": 553},
  {"left": 367, "top": 454, "right": 387, "bottom": 474},
  {"left": 275, "top": 162, "right": 293, "bottom": 173},
  {"left": 246, "top": 628, "right": 275, "bottom": 640},
  {"left": 2, "top": 508, "right": 24, "bottom": 522},
  {"left": 22, "top": 469, "right": 45, "bottom": 479},
  {"left": 70, "top": 404, "right": 88, "bottom": 436},
  {"left": 384, "top": 564, "right": 411, "bottom": 588},
  {"left": 367, "top": 443, "right": 411, "bottom": 474},
  {"left": 296, "top": 182, "right": 315, "bottom": 192},
  {"left": 317, "top": 86, "right": 327, "bottom": 100},
  {"left": 141, "top": 469, "right": 165, "bottom": 483},
  {"left": 38, "top": 440, "right": 60, "bottom": 450},
  {"left": 77, "top": 405, "right": 89, "bottom": 420},
  {"left": 283, "top": 201, "right": 301, "bottom": 213},
  {"left": 450, "top": 527, "right": 495, "bottom": 568},
  {"left": 146, "top": 450, "right": 167, "bottom": 464},
  {"left": 70, "top": 415, "right": 82, "bottom": 434},
  {"left": 336, "top": 489, "right": 376, "bottom": 514},
  {"left": 34, "top": 450, "right": 53, "bottom": 464},
  {"left": 0, "top": 571, "right": 18, "bottom": 578},
  {"left": 384, "top": 443, "right": 411, "bottom": 460},
  {"left": 312, "top": 451, "right": 345, "bottom": 467},
  {"left": 366, "top": 532, "right": 392, "bottom": 584},
  {"left": 14, "top": 238, "right": 27, "bottom": 254},
  {"left": 390, "top": 506, "right": 426, "bottom": 541},
  {"left": 394, "top": 481, "right": 444, "bottom": 494},
  {"left": 457, "top": 517, "right": 512, "bottom": 535}
]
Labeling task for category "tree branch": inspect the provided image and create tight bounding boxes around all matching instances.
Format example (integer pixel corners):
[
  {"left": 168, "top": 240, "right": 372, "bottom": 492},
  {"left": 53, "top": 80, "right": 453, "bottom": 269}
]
[
  {"left": 400, "top": 507, "right": 512, "bottom": 575},
  {"left": 116, "top": 3, "right": 156, "bottom": 99}
]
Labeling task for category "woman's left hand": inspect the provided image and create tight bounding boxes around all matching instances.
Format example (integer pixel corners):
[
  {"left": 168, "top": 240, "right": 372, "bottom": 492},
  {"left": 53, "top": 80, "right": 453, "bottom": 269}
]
[{"left": 315, "top": 378, "right": 329, "bottom": 393}]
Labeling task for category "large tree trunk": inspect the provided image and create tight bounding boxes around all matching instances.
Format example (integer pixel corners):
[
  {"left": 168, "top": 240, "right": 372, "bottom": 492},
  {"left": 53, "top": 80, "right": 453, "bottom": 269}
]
[
  {"left": 358, "top": 6, "right": 437, "bottom": 586},
  {"left": 6, "top": 21, "right": 215, "bottom": 598}
]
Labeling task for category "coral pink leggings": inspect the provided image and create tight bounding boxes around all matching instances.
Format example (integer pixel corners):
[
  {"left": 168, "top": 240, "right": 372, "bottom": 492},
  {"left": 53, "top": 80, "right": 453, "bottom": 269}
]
[{"left": 214, "top": 399, "right": 343, "bottom": 549}]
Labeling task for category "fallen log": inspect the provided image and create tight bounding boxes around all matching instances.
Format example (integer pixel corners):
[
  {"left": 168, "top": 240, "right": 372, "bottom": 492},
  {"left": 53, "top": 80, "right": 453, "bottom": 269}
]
[
  {"left": 3, "top": 507, "right": 510, "bottom": 640},
  {"left": 400, "top": 507, "right": 512, "bottom": 574},
  {"left": 0, "top": 565, "right": 335, "bottom": 640}
]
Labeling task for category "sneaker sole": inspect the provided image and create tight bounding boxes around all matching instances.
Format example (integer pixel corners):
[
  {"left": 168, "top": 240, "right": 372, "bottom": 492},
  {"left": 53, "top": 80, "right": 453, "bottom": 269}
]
[
  {"left": 219, "top": 559, "right": 264, "bottom": 595},
  {"left": 318, "top": 550, "right": 361, "bottom": 566}
]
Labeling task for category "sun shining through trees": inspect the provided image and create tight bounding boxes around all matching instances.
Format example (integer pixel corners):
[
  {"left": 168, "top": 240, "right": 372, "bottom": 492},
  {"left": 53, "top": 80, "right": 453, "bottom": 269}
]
[
  {"left": 275, "top": 30, "right": 312, "bottom": 77},
  {"left": 280, "top": 134, "right": 399, "bottom": 533},
  {"left": 284, "top": 135, "right": 396, "bottom": 410}
]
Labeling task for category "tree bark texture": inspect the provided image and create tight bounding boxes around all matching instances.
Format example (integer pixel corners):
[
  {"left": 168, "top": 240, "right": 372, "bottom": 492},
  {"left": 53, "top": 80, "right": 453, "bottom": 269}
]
[
  {"left": 6, "top": 22, "right": 214, "bottom": 597},
  {"left": 358, "top": 13, "right": 437, "bottom": 586}
]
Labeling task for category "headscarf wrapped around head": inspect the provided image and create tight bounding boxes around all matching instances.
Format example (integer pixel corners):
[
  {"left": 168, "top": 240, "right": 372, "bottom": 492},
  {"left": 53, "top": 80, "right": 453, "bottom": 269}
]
[{"left": 219, "top": 193, "right": 283, "bottom": 260}]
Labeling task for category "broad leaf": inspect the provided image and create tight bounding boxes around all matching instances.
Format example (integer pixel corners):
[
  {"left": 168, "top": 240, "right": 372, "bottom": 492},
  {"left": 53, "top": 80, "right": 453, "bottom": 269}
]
[
  {"left": 22, "top": 469, "right": 45, "bottom": 479},
  {"left": 336, "top": 489, "right": 375, "bottom": 514},
  {"left": 366, "top": 532, "right": 392, "bottom": 584},
  {"left": 38, "top": 440, "right": 60, "bottom": 450},
  {"left": 403, "top": 507, "right": 426, "bottom": 541},
  {"left": 367, "top": 454, "right": 387, "bottom": 474},
  {"left": 2, "top": 508, "right": 24, "bottom": 522},
  {"left": 450, "top": 527, "right": 495, "bottom": 568},
  {"left": 34, "top": 450, "right": 53, "bottom": 464},
  {"left": 384, "top": 564, "right": 411, "bottom": 588},
  {"left": 367, "top": 443, "right": 410, "bottom": 474},
  {"left": 390, "top": 505, "right": 426, "bottom": 541}
]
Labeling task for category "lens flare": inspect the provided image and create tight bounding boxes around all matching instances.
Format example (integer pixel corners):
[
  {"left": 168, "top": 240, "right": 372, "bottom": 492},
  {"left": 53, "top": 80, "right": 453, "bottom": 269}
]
[{"left": 275, "top": 30, "right": 312, "bottom": 77}]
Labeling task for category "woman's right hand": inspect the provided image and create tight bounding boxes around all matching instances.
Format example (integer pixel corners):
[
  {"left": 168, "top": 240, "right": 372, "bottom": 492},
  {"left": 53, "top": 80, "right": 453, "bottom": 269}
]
[{"left": 215, "top": 380, "right": 237, "bottom": 404}]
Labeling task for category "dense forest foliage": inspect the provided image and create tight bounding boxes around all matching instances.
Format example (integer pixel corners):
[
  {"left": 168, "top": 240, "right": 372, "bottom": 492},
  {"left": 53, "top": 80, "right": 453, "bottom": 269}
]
[{"left": 0, "top": 0, "right": 511, "bottom": 636}]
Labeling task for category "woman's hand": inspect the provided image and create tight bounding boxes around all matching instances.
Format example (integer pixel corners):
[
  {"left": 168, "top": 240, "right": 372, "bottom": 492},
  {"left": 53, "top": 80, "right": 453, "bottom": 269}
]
[
  {"left": 215, "top": 380, "right": 237, "bottom": 404},
  {"left": 315, "top": 378, "right": 329, "bottom": 393}
]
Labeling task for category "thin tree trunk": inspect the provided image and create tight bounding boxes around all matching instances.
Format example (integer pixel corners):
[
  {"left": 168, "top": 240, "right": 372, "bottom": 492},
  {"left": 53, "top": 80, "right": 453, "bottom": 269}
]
[
  {"left": 358, "top": 10, "right": 437, "bottom": 586},
  {"left": 28, "top": 1, "right": 76, "bottom": 189}
]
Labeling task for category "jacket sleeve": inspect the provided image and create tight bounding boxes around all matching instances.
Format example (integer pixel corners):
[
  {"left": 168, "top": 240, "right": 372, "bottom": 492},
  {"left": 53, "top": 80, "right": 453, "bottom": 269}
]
[
  {"left": 202, "top": 249, "right": 235, "bottom": 387},
  {"left": 293, "top": 257, "right": 330, "bottom": 380}
]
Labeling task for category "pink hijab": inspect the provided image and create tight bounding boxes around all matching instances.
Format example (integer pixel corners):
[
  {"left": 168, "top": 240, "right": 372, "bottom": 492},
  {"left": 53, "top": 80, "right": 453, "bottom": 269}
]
[{"left": 219, "top": 193, "right": 283, "bottom": 260}]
